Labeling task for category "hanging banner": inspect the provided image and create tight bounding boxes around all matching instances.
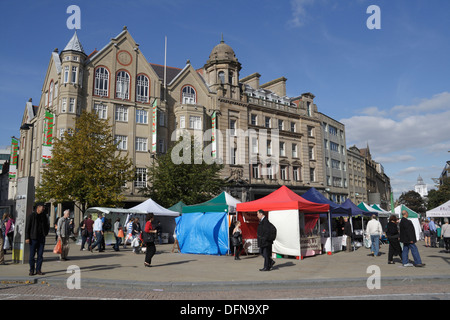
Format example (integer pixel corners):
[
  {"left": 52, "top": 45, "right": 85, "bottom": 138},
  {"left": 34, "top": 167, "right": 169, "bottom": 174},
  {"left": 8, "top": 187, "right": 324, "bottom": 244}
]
[
  {"left": 42, "top": 111, "right": 54, "bottom": 165},
  {"left": 211, "top": 111, "right": 217, "bottom": 158},
  {"left": 9, "top": 137, "right": 19, "bottom": 179},
  {"left": 390, "top": 192, "right": 395, "bottom": 213},
  {"left": 151, "top": 99, "right": 157, "bottom": 153}
]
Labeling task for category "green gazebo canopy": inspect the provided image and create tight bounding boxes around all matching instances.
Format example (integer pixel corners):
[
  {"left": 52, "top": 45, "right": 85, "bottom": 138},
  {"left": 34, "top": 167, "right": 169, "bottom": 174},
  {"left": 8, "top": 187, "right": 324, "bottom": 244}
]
[
  {"left": 182, "top": 192, "right": 241, "bottom": 214},
  {"left": 168, "top": 201, "right": 186, "bottom": 214}
]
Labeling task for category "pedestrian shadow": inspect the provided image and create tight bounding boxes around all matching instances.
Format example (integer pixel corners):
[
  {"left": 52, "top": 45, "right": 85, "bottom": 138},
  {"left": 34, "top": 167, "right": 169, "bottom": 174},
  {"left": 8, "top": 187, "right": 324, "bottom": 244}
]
[
  {"left": 152, "top": 260, "right": 197, "bottom": 268},
  {"left": 366, "top": 252, "right": 385, "bottom": 257},
  {"left": 40, "top": 263, "right": 124, "bottom": 276},
  {"left": 241, "top": 255, "right": 259, "bottom": 260},
  {"left": 45, "top": 253, "right": 119, "bottom": 262},
  {"left": 272, "top": 261, "right": 295, "bottom": 270},
  {"left": 427, "top": 254, "right": 450, "bottom": 266}
]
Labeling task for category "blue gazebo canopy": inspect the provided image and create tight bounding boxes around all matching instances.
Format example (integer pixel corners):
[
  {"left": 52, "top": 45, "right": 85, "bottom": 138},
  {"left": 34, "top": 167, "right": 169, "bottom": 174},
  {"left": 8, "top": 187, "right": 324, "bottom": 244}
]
[
  {"left": 301, "top": 187, "right": 352, "bottom": 217},
  {"left": 341, "top": 199, "right": 375, "bottom": 217}
]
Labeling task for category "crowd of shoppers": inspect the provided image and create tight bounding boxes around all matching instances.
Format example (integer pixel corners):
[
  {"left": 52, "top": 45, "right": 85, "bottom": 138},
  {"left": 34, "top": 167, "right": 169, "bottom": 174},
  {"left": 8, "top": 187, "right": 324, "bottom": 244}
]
[
  {"left": 364, "top": 210, "right": 426, "bottom": 267},
  {"left": 3, "top": 201, "right": 450, "bottom": 276}
]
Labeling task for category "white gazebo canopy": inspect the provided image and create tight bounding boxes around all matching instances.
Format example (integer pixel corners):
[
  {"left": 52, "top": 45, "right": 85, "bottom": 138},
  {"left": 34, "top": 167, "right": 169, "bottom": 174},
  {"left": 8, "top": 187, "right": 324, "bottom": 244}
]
[
  {"left": 129, "top": 198, "right": 180, "bottom": 216},
  {"left": 426, "top": 200, "right": 450, "bottom": 218}
]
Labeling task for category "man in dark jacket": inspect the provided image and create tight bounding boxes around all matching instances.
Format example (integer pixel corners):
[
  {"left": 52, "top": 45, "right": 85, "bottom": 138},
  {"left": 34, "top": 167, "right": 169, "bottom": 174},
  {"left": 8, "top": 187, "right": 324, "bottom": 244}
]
[
  {"left": 25, "top": 203, "right": 50, "bottom": 276},
  {"left": 257, "top": 210, "right": 276, "bottom": 271},
  {"left": 343, "top": 217, "right": 353, "bottom": 252},
  {"left": 399, "top": 210, "right": 425, "bottom": 267}
]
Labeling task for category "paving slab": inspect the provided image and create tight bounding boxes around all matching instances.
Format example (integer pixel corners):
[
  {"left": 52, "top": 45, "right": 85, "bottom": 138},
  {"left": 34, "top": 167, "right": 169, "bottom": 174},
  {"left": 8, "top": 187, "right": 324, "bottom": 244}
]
[{"left": 1, "top": 234, "right": 449, "bottom": 290}]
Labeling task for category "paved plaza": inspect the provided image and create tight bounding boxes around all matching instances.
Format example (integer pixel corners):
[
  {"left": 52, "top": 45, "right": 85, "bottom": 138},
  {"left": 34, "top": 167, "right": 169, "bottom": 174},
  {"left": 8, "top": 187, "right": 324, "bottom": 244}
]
[{"left": 1, "top": 234, "right": 449, "bottom": 291}]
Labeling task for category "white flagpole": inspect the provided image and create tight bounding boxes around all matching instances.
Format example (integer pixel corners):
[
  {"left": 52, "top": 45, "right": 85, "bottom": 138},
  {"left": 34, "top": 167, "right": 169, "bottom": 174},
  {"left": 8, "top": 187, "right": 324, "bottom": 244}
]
[{"left": 164, "top": 36, "right": 167, "bottom": 102}]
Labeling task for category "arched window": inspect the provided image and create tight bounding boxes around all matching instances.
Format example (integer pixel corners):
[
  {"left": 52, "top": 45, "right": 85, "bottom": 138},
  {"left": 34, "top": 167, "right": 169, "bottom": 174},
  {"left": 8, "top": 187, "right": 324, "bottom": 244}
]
[
  {"left": 218, "top": 71, "right": 225, "bottom": 84},
  {"left": 116, "top": 71, "right": 130, "bottom": 100},
  {"left": 228, "top": 71, "right": 234, "bottom": 85},
  {"left": 49, "top": 81, "right": 54, "bottom": 107},
  {"left": 136, "top": 74, "right": 149, "bottom": 103},
  {"left": 94, "top": 67, "right": 109, "bottom": 97},
  {"left": 182, "top": 85, "right": 196, "bottom": 104}
]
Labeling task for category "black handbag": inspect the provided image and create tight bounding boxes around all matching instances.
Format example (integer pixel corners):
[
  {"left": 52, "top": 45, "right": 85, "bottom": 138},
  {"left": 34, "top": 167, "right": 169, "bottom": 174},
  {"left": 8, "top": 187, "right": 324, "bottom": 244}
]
[{"left": 143, "top": 231, "right": 155, "bottom": 243}]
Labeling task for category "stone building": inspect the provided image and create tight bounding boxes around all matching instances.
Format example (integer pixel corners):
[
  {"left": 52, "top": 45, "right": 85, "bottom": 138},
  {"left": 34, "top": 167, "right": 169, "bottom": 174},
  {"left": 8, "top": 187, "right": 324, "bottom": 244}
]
[
  {"left": 17, "top": 28, "right": 340, "bottom": 223},
  {"left": 319, "top": 113, "right": 349, "bottom": 204},
  {"left": 347, "top": 145, "right": 368, "bottom": 204},
  {"left": 438, "top": 161, "right": 450, "bottom": 185},
  {"left": 357, "top": 145, "right": 392, "bottom": 210}
]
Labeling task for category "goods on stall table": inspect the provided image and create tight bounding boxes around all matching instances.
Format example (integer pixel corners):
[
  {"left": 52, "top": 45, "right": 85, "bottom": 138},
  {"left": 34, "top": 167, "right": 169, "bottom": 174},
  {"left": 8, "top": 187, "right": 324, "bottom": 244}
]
[{"left": 243, "top": 239, "right": 259, "bottom": 254}]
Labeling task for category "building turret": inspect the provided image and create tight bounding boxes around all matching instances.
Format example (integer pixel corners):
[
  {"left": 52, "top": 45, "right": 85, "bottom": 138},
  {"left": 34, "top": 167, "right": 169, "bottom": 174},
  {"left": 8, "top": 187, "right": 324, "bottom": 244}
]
[{"left": 203, "top": 35, "right": 241, "bottom": 99}]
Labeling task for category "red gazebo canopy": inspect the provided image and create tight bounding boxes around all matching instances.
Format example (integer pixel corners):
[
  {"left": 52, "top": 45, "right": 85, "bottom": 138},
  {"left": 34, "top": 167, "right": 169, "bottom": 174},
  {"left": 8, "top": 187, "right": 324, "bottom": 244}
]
[{"left": 236, "top": 186, "right": 329, "bottom": 213}]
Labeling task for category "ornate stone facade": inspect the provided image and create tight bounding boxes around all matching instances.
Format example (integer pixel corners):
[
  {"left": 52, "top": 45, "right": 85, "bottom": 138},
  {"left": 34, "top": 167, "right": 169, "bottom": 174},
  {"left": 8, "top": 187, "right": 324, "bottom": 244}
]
[{"left": 17, "top": 28, "right": 348, "bottom": 222}]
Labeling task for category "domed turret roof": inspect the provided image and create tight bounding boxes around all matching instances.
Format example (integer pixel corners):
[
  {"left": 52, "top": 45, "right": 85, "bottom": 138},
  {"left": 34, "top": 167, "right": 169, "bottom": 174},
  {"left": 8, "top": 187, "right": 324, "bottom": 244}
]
[
  {"left": 207, "top": 35, "right": 239, "bottom": 64},
  {"left": 209, "top": 41, "right": 237, "bottom": 62},
  {"left": 416, "top": 175, "right": 425, "bottom": 185}
]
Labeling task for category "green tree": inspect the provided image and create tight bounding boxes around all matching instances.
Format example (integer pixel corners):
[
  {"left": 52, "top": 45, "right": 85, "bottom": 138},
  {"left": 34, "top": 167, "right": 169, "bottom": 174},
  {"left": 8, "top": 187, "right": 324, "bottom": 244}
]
[
  {"left": 427, "top": 177, "right": 450, "bottom": 210},
  {"left": 398, "top": 190, "right": 426, "bottom": 214},
  {"left": 36, "top": 110, "right": 135, "bottom": 215},
  {"left": 141, "top": 137, "right": 226, "bottom": 208}
]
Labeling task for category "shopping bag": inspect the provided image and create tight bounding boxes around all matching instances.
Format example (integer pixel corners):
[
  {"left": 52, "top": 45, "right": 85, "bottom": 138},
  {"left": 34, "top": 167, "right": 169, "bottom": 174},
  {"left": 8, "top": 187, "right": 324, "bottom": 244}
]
[
  {"left": 341, "top": 235, "right": 347, "bottom": 246},
  {"left": 3, "top": 236, "right": 11, "bottom": 250},
  {"left": 53, "top": 239, "right": 62, "bottom": 254},
  {"left": 364, "top": 234, "right": 371, "bottom": 249},
  {"left": 118, "top": 228, "right": 124, "bottom": 238},
  {"left": 131, "top": 237, "right": 140, "bottom": 248}
]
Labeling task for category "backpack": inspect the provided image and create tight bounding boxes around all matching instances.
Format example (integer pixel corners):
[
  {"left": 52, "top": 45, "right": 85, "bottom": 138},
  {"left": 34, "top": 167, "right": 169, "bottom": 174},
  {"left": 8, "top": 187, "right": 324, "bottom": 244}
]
[{"left": 267, "top": 221, "right": 277, "bottom": 242}]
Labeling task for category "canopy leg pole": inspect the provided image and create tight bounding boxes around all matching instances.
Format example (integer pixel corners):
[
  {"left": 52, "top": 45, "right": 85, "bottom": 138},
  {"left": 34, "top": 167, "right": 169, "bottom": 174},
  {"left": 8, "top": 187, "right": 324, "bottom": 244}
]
[{"left": 328, "top": 211, "right": 332, "bottom": 255}]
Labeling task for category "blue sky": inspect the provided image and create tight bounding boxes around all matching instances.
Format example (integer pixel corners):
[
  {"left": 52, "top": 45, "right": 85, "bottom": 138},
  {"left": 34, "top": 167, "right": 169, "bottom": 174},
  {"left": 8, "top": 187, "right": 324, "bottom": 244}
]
[{"left": 0, "top": 0, "right": 449, "bottom": 198}]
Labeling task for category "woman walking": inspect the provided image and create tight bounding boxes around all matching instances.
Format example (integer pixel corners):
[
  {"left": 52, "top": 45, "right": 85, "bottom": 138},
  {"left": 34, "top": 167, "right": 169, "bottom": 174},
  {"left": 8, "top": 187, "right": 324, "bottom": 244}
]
[
  {"left": 386, "top": 215, "right": 402, "bottom": 264},
  {"left": 231, "top": 221, "right": 243, "bottom": 260},
  {"left": 423, "top": 219, "right": 431, "bottom": 247},
  {"left": 143, "top": 213, "right": 158, "bottom": 267},
  {"left": 441, "top": 218, "right": 450, "bottom": 253}
]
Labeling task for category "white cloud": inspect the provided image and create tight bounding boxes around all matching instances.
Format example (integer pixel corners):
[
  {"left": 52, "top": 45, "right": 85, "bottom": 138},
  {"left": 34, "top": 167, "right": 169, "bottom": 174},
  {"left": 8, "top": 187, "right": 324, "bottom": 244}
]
[
  {"left": 359, "top": 106, "right": 387, "bottom": 117},
  {"left": 341, "top": 92, "right": 450, "bottom": 196},
  {"left": 391, "top": 92, "right": 450, "bottom": 117},
  {"left": 341, "top": 93, "right": 450, "bottom": 156},
  {"left": 287, "top": 0, "right": 316, "bottom": 28},
  {"left": 374, "top": 155, "right": 415, "bottom": 163},
  {"left": 397, "top": 166, "right": 425, "bottom": 176}
]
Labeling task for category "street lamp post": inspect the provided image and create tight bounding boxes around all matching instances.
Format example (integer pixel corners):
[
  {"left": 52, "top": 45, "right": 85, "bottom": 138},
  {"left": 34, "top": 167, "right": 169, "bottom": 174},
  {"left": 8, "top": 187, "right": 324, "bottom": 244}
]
[
  {"left": 20, "top": 122, "right": 34, "bottom": 177},
  {"left": 14, "top": 122, "right": 36, "bottom": 264}
]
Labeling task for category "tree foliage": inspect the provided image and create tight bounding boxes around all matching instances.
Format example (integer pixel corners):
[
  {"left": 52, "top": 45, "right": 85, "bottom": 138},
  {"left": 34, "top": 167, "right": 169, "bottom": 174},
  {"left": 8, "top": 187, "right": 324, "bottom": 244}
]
[
  {"left": 427, "top": 177, "right": 450, "bottom": 210},
  {"left": 398, "top": 190, "right": 426, "bottom": 214},
  {"left": 36, "top": 110, "right": 135, "bottom": 214},
  {"left": 141, "top": 137, "right": 226, "bottom": 208}
]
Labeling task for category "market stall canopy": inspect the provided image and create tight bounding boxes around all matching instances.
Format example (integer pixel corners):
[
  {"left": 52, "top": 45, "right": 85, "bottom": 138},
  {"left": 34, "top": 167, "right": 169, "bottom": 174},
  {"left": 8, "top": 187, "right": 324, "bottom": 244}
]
[
  {"left": 372, "top": 204, "right": 391, "bottom": 214},
  {"left": 168, "top": 201, "right": 186, "bottom": 214},
  {"left": 341, "top": 199, "right": 374, "bottom": 217},
  {"left": 236, "top": 185, "right": 329, "bottom": 213},
  {"left": 182, "top": 191, "right": 241, "bottom": 214},
  {"left": 85, "top": 207, "right": 143, "bottom": 216},
  {"left": 129, "top": 198, "right": 180, "bottom": 216},
  {"left": 395, "top": 204, "right": 421, "bottom": 241},
  {"left": 394, "top": 204, "right": 419, "bottom": 218},
  {"left": 357, "top": 202, "right": 380, "bottom": 216},
  {"left": 301, "top": 187, "right": 352, "bottom": 217},
  {"left": 426, "top": 200, "right": 450, "bottom": 218}
]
